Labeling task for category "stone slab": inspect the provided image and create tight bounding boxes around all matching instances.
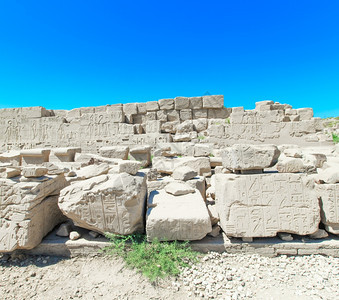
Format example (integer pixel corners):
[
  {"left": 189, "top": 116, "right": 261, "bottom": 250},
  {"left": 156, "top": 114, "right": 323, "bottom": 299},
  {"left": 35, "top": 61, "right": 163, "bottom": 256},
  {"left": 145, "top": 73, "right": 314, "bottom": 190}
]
[{"left": 215, "top": 173, "right": 320, "bottom": 238}]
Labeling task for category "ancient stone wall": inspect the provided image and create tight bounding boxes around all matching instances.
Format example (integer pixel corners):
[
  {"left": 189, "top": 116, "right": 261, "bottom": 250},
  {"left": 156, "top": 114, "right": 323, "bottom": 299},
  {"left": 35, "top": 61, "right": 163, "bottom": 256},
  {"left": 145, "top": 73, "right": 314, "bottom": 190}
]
[{"left": 0, "top": 96, "right": 330, "bottom": 153}]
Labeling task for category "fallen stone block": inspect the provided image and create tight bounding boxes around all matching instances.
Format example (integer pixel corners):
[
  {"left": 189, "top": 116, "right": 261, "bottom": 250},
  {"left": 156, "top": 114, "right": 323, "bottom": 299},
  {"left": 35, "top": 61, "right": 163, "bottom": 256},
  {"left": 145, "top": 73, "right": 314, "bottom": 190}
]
[
  {"left": 309, "top": 229, "right": 329, "bottom": 239},
  {"left": 22, "top": 166, "right": 48, "bottom": 178},
  {"left": 317, "top": 167, "right": 339, "bottom": 184},
  {"left": 49, "top": 148, "right": 81, "bottom": 163},
  {"left": 176, "top": 157, "right": 211, "bottom": 177},
  {"left": 172, "top": 166, "right": 197, "bottom": 181},
  {"left": 129, "top": 145, "right": 151, "bottom": 167},
  {"left": 118, "top": 160, "right": 141, "bottom": 175},
  {"left": 146, "top": 189, "right": 212, "bottom": 241},
  {"left": 58, "top": 173, "right": 147, "bottom": 235},
  {"left": 276, "top": 157, "right": 316, "bottom": 173},
  {"left": 316, "top": 184, "right": 339, "bottom": 234},
  {"left": 165, "top": 181, "right": 195, "bottom": 196},
  {"left": 221, "top": 144, "right": 280, "bottom": 172},
  {"left": 215, "top": 173, "right": 320, "bottom": 238},
  {"left": 0, "top": 167, "right": 20, "bottom": 178},
  {"left": 0, "top": 151, "right": 21, "bottom": 166},
  {"left": 21, "top": 149, "right": 51, "bottom": 166},
  {"left": 75, "top": 163, "right": 110, "bottom": 180},
  {"left": 0, "top": 174, "right": 67, "bottom": 252}
]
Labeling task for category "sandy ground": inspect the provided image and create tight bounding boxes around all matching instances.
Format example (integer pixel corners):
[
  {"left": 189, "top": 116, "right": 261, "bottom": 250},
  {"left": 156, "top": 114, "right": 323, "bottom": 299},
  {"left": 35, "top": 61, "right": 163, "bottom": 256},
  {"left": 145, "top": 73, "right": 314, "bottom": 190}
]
[{"left": 0, "top": 252, "right": 338, "bottom": 300}]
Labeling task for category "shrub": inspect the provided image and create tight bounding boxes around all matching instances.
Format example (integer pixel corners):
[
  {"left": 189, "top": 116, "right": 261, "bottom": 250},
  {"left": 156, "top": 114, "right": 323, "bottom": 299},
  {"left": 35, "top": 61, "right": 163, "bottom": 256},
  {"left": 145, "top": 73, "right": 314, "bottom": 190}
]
[{"left": 103, "top": 233, "right": 198, "bottom": 282}]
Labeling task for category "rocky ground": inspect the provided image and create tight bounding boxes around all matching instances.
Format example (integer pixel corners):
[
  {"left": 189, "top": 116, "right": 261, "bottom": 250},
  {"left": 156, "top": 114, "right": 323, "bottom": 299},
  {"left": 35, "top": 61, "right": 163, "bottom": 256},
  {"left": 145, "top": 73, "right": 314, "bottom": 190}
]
[{"left": 0, "top": 252, "right": 338, "bottom": 300}]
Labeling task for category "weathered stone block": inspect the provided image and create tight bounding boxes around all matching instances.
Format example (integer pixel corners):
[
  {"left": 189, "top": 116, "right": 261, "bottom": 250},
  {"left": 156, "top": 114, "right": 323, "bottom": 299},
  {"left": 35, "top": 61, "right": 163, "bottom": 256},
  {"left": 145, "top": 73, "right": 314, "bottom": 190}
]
[
  {"left": 166, "top": 110, "right": 180, "bottom": 121},
  {"left": 146, "top": 189, "right": 212, "bottom": 241},
  {"left": 207, "top": 108, "right": 231, "bottom": 119},
  {"left": 180, "top": 109, "right": 192, "bottom": 121},
  {"left": 215, "top": 173, "right": 320, "bottom": 238},
  {"left": 174, "top": 97, "right": 190, "bottom": 110},
  {"left": 297, "top": 108, "right": 313, "bottom": 120},
  {"left": 145, "top": 112, "right": 157, "bottom": 121},
  {"left": 99, "top": 146, "right": 129, "bottom": 160},
  {"left": 189, "top": 97, "right": 203, "bottom": 109},
  {"left": 193, "top": 109, "right": 208, "bottom": 119},
  {"left": 146, "top": 101, "right": 159, "bottom": 112},
  {"left": 156, "top": 110, "right": 167, "bottom": 122},
  {"left": 0, "top": 151, "right": 21, "bottom": 166},
  {"left": 165, "top": 181, "right": 195, "bottom": 196},
  {"left": 172, "top": 166, "right": 197, "bottom": 181},
  {"left": 118, "top": 161, "right": 141, "bottom": 175},
  {"left": 137, "top": 103, "right": 147, "bottom": 114},
  {"left": 49, "top": 147, "right": 81, "bottom": 163},
  {"left": 129, "top": 145, "right": 151, "bottom": 167},
  {"left": 221, "top": 144, "right": 280, "bottom": 171},
  {"left": 316, "top": 184, "right": 339, "bottom": 234},
  {"left": 22, "top": 166, "right": 48, "bottom": 178},
  {"left": 59, "top": 173, "right": 147, "bottom": 235},
  {"left": 158, "top": 98, "right": 174, "bottom": 110},
  {"left": 0, "top": 174, "right": 67, "bottom": 252},
  {"left": 123, "top": 103, "right": 138, "bottom": 115},
  {"left": 202, "top": 95, "right": 224, "bottom": 108},
  {"left": 21, "top": 149, "right": 51, "bottom": 166}
]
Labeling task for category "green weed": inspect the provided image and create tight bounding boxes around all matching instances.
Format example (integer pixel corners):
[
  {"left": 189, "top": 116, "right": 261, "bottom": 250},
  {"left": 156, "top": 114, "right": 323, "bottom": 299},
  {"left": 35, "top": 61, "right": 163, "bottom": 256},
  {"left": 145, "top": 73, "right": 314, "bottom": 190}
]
[
  {"left": 198, "top": 135, "right": 205, "bottom": 140},
  {"left": 225, "top": 118, "right": 230, "bottom": 124},
  {"left": 332, "top": 133, "right": 339, "bottom": 144},
  {"left": 103, "top": 233, "right": 198, "bottom": 282}
]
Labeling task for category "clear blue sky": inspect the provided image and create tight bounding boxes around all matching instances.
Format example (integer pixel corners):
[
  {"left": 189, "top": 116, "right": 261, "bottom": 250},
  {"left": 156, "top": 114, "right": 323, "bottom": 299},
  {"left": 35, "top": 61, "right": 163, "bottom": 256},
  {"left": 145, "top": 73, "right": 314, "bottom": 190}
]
[{"left": 0, "top": 1, "right": 338, "bottom": 117}]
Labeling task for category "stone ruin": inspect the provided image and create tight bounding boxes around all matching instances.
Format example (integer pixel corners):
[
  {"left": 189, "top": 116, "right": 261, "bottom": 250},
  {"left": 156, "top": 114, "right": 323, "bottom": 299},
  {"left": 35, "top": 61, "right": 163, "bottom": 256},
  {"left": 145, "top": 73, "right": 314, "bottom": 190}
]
[{"left": 0, "top": 95, "right": 338, "bottom": 253}]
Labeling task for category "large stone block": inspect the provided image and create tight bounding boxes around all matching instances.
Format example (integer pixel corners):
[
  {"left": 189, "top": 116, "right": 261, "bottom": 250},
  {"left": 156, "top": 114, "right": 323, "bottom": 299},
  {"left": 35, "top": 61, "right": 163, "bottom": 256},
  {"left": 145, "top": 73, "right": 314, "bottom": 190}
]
[
  {"left": 221, "top": 144, "right": 280, "bottom": 171},
  {"left": 158, "top": 98, "right": 174, "bottom": 110},
  {"left": 49, "top": 147, "right": 81, "bottom": 163},
  {"left": 99, "top": 146, "right": 129, "bottom": 160},
  {"left": 215, "top": 173, "right": 320, "bottom": 238},
  {"left": 21, "top": 149, "right": 51, "bottom": 166},
  {"left": 0, "top": 151, "right": 21, "bottom": 166},
  {"left": 202, "top": 95, "right": 224, "bottom": 108},
  {"left": 0, "top": 174, "right": 67, "bottom": 252},
  {"left": 129, "top": 145, "right": 151, "bottom": 167},
  {"left": 123, "top": 103, "right": 138, "bottom": 115},
  {"left": 174, "top": 97, "right": 190, "bottom": 110},
  {"left": 58, "top": 173, "right": 147, "bottom": 235},
  {"left": 146, "top": 189, "right": 212, "bottom": 241},
  {"left": 316, "top": 184, "right": 339, "bottom": 234}
]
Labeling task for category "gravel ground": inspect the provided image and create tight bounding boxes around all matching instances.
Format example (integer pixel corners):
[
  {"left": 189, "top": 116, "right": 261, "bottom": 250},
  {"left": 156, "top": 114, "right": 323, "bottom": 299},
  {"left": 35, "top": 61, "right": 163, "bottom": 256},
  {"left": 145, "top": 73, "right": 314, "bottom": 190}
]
[{"left": 1, "top": 252, "right": 338, "bottom": 300}]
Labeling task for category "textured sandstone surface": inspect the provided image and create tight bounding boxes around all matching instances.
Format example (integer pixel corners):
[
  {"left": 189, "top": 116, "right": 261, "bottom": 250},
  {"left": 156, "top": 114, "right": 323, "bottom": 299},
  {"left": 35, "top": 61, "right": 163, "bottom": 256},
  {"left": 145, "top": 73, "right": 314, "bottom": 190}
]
[
  {"left": 215, "top": 173, "right": 320, "bottom": 237},
  {"left": 0, "top": 174, "right": 67, "bottom": 252},
  {"left": 146, "top": 189, "right": 212, "bottom": 241},
  {"left": 58, "top": 173, "right": 147, "bottom": 235}
]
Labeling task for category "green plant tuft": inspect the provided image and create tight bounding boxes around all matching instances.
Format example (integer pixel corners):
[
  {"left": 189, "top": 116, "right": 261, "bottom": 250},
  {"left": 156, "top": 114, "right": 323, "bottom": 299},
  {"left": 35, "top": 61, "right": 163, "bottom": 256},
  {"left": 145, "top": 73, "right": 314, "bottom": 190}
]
[
  {"left": 225, "top": 118, "right": 230, "bottom": 124},
  {"left": 197, "top": 135, "right": 205, "bottom": 140},
  {"left": 332, "top": 133, "right": 339, "bottom": 144},
  {"left": 102, "top": 233, "right": 198, "bottom": 282}
]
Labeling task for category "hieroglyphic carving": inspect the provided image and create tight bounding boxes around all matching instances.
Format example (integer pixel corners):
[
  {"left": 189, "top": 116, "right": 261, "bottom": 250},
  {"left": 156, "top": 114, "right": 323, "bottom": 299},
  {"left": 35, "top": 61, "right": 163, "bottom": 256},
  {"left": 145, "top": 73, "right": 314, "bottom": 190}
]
[{"left": 215, "top": 173, "right": 320, "bottom": 237}]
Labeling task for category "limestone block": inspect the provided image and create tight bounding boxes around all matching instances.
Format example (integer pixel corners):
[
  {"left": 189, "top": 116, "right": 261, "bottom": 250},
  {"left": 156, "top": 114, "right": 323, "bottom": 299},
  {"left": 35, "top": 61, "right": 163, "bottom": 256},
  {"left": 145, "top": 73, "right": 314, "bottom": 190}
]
[
  {"left": 192, "top": 109, "right": 208, "bottom": 119},
  {"left": 158, "top": 98, "right": 174, "bottom": 110},
  {"left": 145, "top": 112, "right": 157, "bottom": 121},
  {"left": 146, "top": 101, "right": 159, "bottom": 112},
  {"left": 177, "top": 120, "right": 194, "bottom": 133},
  {"left": 106, "top": 106, "right": 125, "bottom": 123},
  {"left": 42, "top": 162, "right": 68, "bottom": 175},
  {"left": 180, "top": 109, "right": 192, "bottom": 121},
  {"left": 21, "top": 149, "right": 51, "bottom": 166},
  {"left": 208, "top": 124, "right": 225, "bottom": 137},
  {"left": 49, "top": 147, "right": 81, "bottom": 163},
  {"left": 316, "top": 184, "right": 339, "bottom": 234},
  {"left": 317, "top": 167, "right": 339, "bottom": 184},
  {"left": 284, "top": 148, "right": 302, "bottom": 158},
  {"left": 193, "top": 119, "right": 208, "bottom": 132},
  {"left": 202, "top": 95, "right": 224, "bottom": 108},
  {"left": 21, "top": 106, "right": 50, "bottom": 118},
  {"left": 145, "top": 120, "right": 161, "bottom": 133},
  {"left": 147, "top": 176, "right": 175, "bottom": 194},
  {"left": 166, "top": 110, "right": 180, "bottom": 121},
  {"left": 297, "top": 108, "right": 313, "bottom": 120},
  {"left": 186, "top": 176, "right": 206, "bottom": 200},
  {"left": 210, "top": 157, "right": 222, "bottom": 167},
  {"left": 99, "top": 146, "right": 129, "bottom": 160},
  {"left": 156, "top": 110, "right": 167, "bottom": 122},
  {"left": 165, "top": 181, "right": 195, "bottom": 196},
  {"left": 174, "top": 97, "right": 190, "bottom": 110},
  {"left": 125, "top": 114, "right": 134, "bottom": 124},
  {"left": 137, "top": 103, "right": 147, "bottom": 114},
  {"left": 176, "top": 157, "right": 211, "bottom": 177},
  {"left": 118, "top": 161, "right": 141, "bottom": 175},
  {"left": 207, "top": 204, "right": 220, "bottom": 225},
  {"left": 221, "top": 144, "right": 280, "bottom": 171},
  {"left": 194, "top": 144, "right": 212, "bottom": 157},
  {"left": 76, "top": 163, "right": 110, "bottom": 180},
  {"left": 285, "top": 108, "right": 297, "bottom": 115},
  {"left": 118, "top": 123, "right": 134, "bottom": 134},
  {"left": 0, "top": 151, "right": 21, "bottom": 166},
  {"left": 80, "top": 107, "right": 95, "bottom": 114},
  {"left": 146, "top": 189, "right": 212, "bottom": 241},
  {"left": 257, "top": 110, "right": 285, "bottom": 123},
  {"left": 215, "top": 173, "right": 320, "bottom": 238},
  {"left": 161, "top": 121, "right": 179, "bottom": 134},
  {"left": 189, "top": 97, "right": 203, "bottom": 109},
  {"left": 129, "top": 145, "right": 151, "bottom": 167},
  {"left": 59, "top": 173, "right": 147, "bottom": 235},
  {"left": 255, "top": 100, "right": 274, "bottom": 109},
  {"left": 173, "top": 133, "right": 191, "bottom": 142},
  {"left": 67, "top": 108, "right": 81, "bottom": 119},
  {"left": 303, "top": 153, "right": 327, "bottom": 169},
  {"left": 0, "top": 167, "right": 20, "bottom": 179},
  {"left": 276, "top": 157, "right": 316, "bottom": 173},
  {"left": 232, "top": 107, "right": 244, "bottom": 113},
  {"left": 172, "top": 166, "right": 197, "bottom": 181},
  {"left": 22, "top": 166, "right": 48, "bottom": 178},
  {"left": 152, "top": 157, "right": 177, "bottom": 174},
  {"left": 56, "top": 222, "right": 72, "bottom": 237},
  {"left": 207, "top": 108, "right": 231, "bottom": 119},
  {"left": 0, "top": 174, "right": 67, "bottom": 252},
  {"left": 123, "top": 103, "right": 138, "bottom": 115}
]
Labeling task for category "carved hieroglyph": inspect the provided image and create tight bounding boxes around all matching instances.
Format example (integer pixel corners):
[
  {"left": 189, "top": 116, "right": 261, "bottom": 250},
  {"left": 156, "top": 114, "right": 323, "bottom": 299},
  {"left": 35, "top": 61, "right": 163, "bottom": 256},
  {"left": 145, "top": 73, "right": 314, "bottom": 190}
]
[
  {"left": 146, "top": 189, "right": 212, "bottom": 241},
  {"left": 0, "top": 174, "right": 67, "bottom": 252},
  {"left": 215, "top": 173, "right": 320, "bottom": 238},
  {"left": 316, "top": 184, "right": 339, "bottom": 234},
  {"left": 58, "top": 173, "right": 147, "bottom": 235}
]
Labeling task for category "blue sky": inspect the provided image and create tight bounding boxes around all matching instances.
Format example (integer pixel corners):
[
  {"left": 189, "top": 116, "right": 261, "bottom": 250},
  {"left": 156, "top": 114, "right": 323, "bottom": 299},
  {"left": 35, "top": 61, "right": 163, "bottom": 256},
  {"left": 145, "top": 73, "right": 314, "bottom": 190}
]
[{"left": 0, "top": 1, "right": 338, "bottom": 117}]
